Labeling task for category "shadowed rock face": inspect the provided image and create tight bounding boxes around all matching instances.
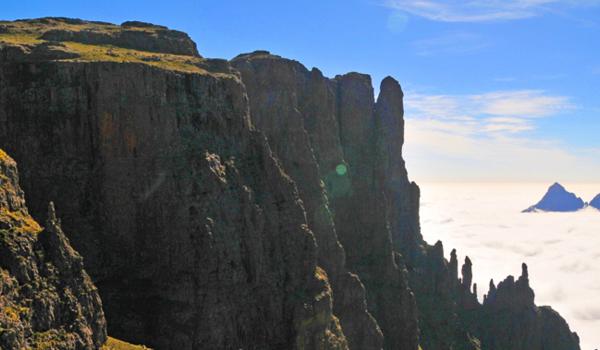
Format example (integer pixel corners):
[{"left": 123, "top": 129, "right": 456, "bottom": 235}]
[
  {"left": 231, "top": 52, "right": 417, "bottom": 350},
  {"left": 477, "top": 264, "right": 580, "bottom": 350},
  {"left": 523, "top": 183, "right": 585, "bottom": 212},
  {"left": 0, "top": 150, "right": 107, "bottom": 350},
  {"left": 0, "top": 18, "right": 582, "bottom": 350}
]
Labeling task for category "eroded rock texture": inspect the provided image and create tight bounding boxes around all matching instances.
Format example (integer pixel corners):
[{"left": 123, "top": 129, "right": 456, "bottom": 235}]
[
  {"left": 0, "top": 150, "right": 107, "bottom": 349},
  {"left": 232, "top": 52, "right": 417, "bottom": 350},
  {"left": 0, "top": 19, "right": 346, "bottom": 350}
]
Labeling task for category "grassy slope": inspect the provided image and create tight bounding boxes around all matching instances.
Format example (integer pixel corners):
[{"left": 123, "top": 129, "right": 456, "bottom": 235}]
[{"left": 101, "top": 337, "right": 151, "bottom": 350}]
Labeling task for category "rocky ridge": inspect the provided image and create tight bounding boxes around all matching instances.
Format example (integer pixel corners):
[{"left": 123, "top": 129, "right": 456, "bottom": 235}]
[{"left": 0, "top": 18, "right": 582, "bottom": 350}]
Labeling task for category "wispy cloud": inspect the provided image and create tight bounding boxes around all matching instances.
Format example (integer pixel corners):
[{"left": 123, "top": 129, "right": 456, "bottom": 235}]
[
  {"left": 402, "top": 89, "right": 600, "bottom": 182},
  {"left": 411, "top": 32, "right": 489, "bottom": 56},
  {"left": 384, "top": 0, "right": 599, "bottom": 22},
  {"left": 405, "top": 89, "right": 572, "bottom": 134}
]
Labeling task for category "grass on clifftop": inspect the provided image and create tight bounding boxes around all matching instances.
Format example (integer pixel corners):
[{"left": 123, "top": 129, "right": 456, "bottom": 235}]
[
  {"left": 0, "top": 207, "right": 43, "bottom": 234},
  {"left": 0, "top": 18, "right": 213, "bottom": 74},
  {"left": 101, "top": 337, "right": 151, "bottom": 350},
  {"left": 61, "top": 41, "right": 206, "bottom": 73}
]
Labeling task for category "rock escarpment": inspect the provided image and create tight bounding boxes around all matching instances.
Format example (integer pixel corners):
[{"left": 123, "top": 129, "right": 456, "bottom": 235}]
[
  {"left": 1, "top": 18, "right": 346, "bottom": 350},
  {"left": 0, "top": 18, "right": 582, "bottom": 350},
  {"left": 232, "top": 51, "right": 580, "bottom": 350},
  {"left": 0, "top": 150, "right": 107, "bottom": 349},
  {"left": 231, "top": 53, "right": 415, "bottom": 350}
]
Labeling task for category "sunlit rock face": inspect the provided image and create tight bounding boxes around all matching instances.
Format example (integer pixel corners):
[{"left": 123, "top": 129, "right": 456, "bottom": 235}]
[
  {"left": 0, "top": 150, "right": 107, "bottom": 350},
  {"left": 523, "top": 183, "right": 585, "bottom": 212}
]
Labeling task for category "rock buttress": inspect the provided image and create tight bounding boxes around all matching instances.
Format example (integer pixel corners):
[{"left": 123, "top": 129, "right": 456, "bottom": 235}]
[
  {"left": 231, "top": 53, "right": 385, "bottom": 350},
  {"left": 0, "top": 149, "right": 107, "bottom": 350},
  {"left": 232, "top": 52, "right": 418, "bottom": 350}
]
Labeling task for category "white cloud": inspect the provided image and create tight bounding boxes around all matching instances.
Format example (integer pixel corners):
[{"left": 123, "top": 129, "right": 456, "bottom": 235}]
[
  {"left": 384, "top": 0, "right": 599, "bottom": 22},
  {"left": 405, "top": 89, "right": 571, "bottom": 126},
  {"left": 403, "top": 89, "right": 600, "bottom": 182},
  {"left": 419, "top": 183, "right": 600, "bottom": 350},
  {"left": 471, "top": 90, "right": 572, "bottom": 116}
]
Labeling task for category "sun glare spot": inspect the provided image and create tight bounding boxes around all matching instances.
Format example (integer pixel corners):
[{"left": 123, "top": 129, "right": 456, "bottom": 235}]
[{"left": 336, "top": 164, "right": 347, "bottom": 176}]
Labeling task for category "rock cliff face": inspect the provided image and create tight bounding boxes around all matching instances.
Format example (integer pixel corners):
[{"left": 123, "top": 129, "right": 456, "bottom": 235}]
[
  {"left": 0, "top": 18, "right": 581, "bottom": 350},
  {"left": 1, "top": 18, "right": 346, "bottom": 350},
  {"left": 231, "top": 53, "right": 416, "bottom": 350},
  {"left": 0, "top": 149, "right": 107, "bottom": 349}
]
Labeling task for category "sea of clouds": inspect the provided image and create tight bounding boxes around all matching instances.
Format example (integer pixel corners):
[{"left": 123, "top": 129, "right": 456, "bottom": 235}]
[{"left": 419, "top": 182, "right": 600, "bottom": 350}]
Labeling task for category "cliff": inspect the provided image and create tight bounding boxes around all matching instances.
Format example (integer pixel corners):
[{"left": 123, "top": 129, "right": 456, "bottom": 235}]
[
  {"left": 0, "top": 18, "right": 581, "bottom": 350},
  {"left": 1, "top": 18, "right": 347, "bottom": 350},
  {"left": 0, "top": 149, "right": 106, "bottom": 349}
]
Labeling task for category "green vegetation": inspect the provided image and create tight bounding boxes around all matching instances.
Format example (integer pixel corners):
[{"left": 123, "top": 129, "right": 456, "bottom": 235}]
[
  {"left": 0, "top": 207, "right": 43, "bottom": 234},
  {"left": 101, "top": 337, "right": 151, "bottom": 350},
  {"left": 31, "top": 329, "right": 76, "bottom": 350},
  {"left": 62, "top": 41, "right": 206, "bottom": 73},
  {"left": 0, "top": 18, "right": 214, "bottom": 74}
]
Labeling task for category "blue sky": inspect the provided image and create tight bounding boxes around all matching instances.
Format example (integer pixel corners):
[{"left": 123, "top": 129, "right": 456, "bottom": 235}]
[{"left": 3, "top": 0, "right": 600, "bottom": 182}]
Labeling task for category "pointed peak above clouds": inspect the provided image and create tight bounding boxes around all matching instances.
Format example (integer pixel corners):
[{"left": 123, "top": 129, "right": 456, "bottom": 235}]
[{"left": 523, "top": 182, "right": 586, "bottom": 212}]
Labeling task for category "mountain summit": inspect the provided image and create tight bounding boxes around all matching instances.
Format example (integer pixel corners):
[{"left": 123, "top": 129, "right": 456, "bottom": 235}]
[{"left": 523, "top": 183, "right": 586, "bottom": 212}]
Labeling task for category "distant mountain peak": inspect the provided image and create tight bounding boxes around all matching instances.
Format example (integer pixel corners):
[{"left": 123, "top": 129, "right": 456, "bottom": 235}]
[
  {"left": 523, "top": 182, "right": 585, "bottom": 212},
  {"left": 590, "top": 193, "right": 600, "bottom": 210}
]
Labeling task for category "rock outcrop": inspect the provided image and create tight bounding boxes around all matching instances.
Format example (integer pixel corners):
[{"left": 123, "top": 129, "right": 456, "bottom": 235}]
[
  {"left": 477, "top": 264, "right": 580, "bottom": 350},
  {"left": 0, "top": 149, "right": 107, "bottom": 349},
  {"left": 523, "top": 183, "right": 585, "bottom": 212},
  {"left": 0, "top": 18, "right": 582, "bottom": 350}
]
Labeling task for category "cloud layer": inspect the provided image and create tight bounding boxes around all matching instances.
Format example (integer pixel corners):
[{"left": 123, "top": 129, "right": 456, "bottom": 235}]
[{"left": 420, "top": 182, "right": 600, "bottom": 350}]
